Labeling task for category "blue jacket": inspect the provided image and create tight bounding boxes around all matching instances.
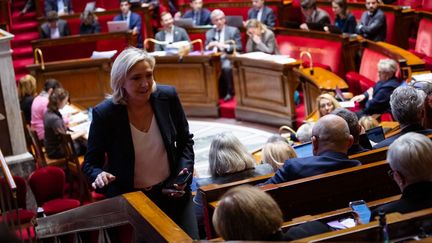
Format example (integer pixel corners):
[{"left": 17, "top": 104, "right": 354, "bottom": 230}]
[
  {"left": 362, "top": 77, "right": 400, "bottom": 115},
  {"left": 182, "top": 8, "right": 211, "bottom": 26},
  {"left": 247, "top": 6, "right": 276, "bottom": 28},
  {"left": 114, "top": 12, "right": 143, "bottom": 48},
  {"left": 82, "top": 85, "right": 194, "bottom": 197},
  {"left": 263, "top": 151, "right": 361, "bottom": 184},
  {"left": 335, "top": 12, "right": 357, "bottom": 34}
]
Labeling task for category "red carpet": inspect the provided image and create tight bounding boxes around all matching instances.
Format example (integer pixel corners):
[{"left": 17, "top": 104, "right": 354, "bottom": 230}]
[{"left": 9, "top": 0, "right": 38, "bottom": 83}]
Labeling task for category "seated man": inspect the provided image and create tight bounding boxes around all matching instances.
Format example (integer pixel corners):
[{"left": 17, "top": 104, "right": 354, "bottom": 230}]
[
  {"left": 356, "top": 0, "right": 386, "bottom": 42},
  {"left": 205, "top": 9, "right": 242, "bottom": 101},
  {"left": 44, "top": 0, "right": 73, "bottom": 16},
  {"left": 155, "top": 12, "right": 190, "bottom": 51},
  {"left": 114, "top": 0, "right": 143, "bottom": 48},
  {"left": 351, "top": 59, "right": 400, "bottom": 118},
  {"left": 177, "top": 0, "right": 211, "bottom": 26},
  {"left": 263, "top": 114, "right": 361, "bottom": 184},
  {"left": 331, "top": 108, "right": 369, "bottom": 155},
  {"left": 372, "top": 133, "right": 432, "bottom": 218},
  {"left": 40, "top": 11, "right": 71, "bottom": 39},
  {"left": 300, "top": 0, "right": 331, "bottom": 31},
  {"left": 247, "top": 0, "right": 276, "bottom": 28},
  {"left": 373, "top": 86, "right": 432, "bottom": 148}
]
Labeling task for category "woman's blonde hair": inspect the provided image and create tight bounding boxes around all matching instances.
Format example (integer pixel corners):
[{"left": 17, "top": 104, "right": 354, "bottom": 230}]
[
  {"left": 316, "top": 93, "right": 341, "bottom": 117},
  {"left": 18, "top": 74, "right": 37, "bottom": 99},
  {"left": 110, "top": 47, "right": 157, "bottom": 105},
  {"left": 359, "top": 115, "right": 379, "bottom": 131},
  {"left": 208, "top": 133, "right": 255, "bottom": 177},
  {"left": 245, "top": 19, "right": 267, "bottom": 33},
  {"left": 262, "top": 141, "right": 297, "bottom": 171},
  {"left": 213, "top": 185, "right": 283, "bottom": 241}
]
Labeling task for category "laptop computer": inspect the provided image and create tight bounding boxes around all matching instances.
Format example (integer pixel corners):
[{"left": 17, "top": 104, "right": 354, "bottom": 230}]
[
  {"left": 174, "top": 18, "right": 194, "bottom": 28},
  {"left": 84, "top": 1, "right": 95, "bottom": 12},
  {"left": 225, "top": 15, "right": 244, "bottom": 28},
  {"left": 366, "top": 126, "right": 386, "bottom": 144},
  {"left": 293, "top": 142, "right": 313, "bottom": 158},
  {"left": 107, "top": 21, "right": 129, "bottom": 32}
]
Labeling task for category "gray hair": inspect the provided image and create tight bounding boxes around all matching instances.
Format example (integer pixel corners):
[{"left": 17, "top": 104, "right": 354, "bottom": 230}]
[
  {"left": 208, "top": 133, "right": 255, "bottom": 177},
  {"left": 388, "top": 132, "right": 432, "bottom": 184},
  {"left": 110, "top": 47, "right": 156, "bottom": 105},
  {"left": 296, "top": 122, "right": 314, "bottom": 143},
  {"left": 210, "top": 9, "right": 225, "bottom": 20},
  {"left": 390, "top": 86, "right": 426, "bottom": 125},
  {"left": 377, "top": 59, "right": 397, "bottom": 74},
  {"left": 331, "top": 108, "right": 360, "bottom": 142}
]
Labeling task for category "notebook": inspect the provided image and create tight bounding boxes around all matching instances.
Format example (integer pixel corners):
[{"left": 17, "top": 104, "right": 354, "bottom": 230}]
[{"left": 107, "top": 21, "right": 129, "bottom": 32}]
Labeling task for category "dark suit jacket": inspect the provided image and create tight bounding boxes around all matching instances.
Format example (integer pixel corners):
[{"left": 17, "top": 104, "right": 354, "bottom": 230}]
[
  {"left": 44, "top": 0, "right": 73, "bottom": 15},
  {"left": 373, "top": 124, "right": 432, "bottom": 149},
  {"left": 182, "top": 8, "right": 211, "bottom": 26},
  {"left": 307, "top": 8, "right": 331, "bottom": 25},
  {"left": 247, "top": 6, "right": 276, "bottom": 28},
  {"left": 357, "top": 9, "right": 387, "bottom": 42},
  {"left": 246, "top": 28, "right": 279, "bottom": 54},
  {"left": 371, "top": 181, "right": 432, "bottom": 219},
  {"left": 362, "top": 77, "right": 400, "bottom": 116},
  {"left": 113, "top": 12, "right": 143, "bottom": 48},
  {"left": 335, "top": 12, "right": 357, "bottom": 34},
  {"left": 40, "top": 19, "right": 71, "bottom": 39},
  {"left": 263, "top": 151, "right": 361, "bottom": 184},
  {"left": 154, "top": 26, "right": 190, "bottom": 51},
  {"left": 79, "top": 22, "right": 101, "bottom": 35},
  {"left": 82, "top": 85, "right": 194, "bottom": 197},
  {"left": 205, "top": 26, "right": 242, "bottom": 53}
]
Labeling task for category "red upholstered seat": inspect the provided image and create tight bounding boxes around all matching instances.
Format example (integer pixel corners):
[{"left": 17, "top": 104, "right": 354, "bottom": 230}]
[
  {"left": 29, "top": 167, "right": 81, "bottom": 216},
  {"left": 0, "top": 209, "right": 37, "bottom": 224},
  {"left": 410, "top": 17, "right": 432, "bottom": 71},
  {"left": 276, "top": 35, "right": 343, "bottom": 76}
]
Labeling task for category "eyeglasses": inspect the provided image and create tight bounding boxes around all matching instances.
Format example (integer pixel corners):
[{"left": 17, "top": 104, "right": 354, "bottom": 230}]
[{"left": 387, "top": 170, "right": 394, "bottom": 178}]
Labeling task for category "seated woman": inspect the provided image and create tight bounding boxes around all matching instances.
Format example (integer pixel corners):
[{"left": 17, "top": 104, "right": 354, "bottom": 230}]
[
  {"left": 328, "top": 0, "right": 356, "bottom": 34},
  {"left": 79, "top": 11, "right": 101, "bottom": 35},
  {"left": 193, "top": 133, "right": 274, "bottom": 236},
  {"left": 213, "top": 185, "right": 331, "bottom": 241},
  {"left": 18, "top": 74, "right": 37, "bottom": 124},
  {"left": 262, "top": 140, "right": 297, "bottom": 171},
  {"left": 44, "top": 88, "right": 85, "bottom": 159},
  {"left": 317, "top": 93, "right": 341, "bottom": 118},
  {"left": 245, "top": 19, "right": 280, "bottom": 54},
  {"left": 351, "top": 59, "right": 400, "bottom": 118}
]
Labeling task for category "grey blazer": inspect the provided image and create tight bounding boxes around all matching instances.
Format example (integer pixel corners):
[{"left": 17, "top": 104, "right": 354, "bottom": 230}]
[
  {"left": 356, "top": 9, "right": 387, "bottom": 42},
  {"left": 307, "top": 8, "right": 331, "bottom": 25},
  {"left": 40, "top": 19, "right": 71, "bottom": 39},
  {"left": 205, "top": 25, "right": 242, "bottom": 53},
  {"left": 246, "top": 28, "right": 279, "bottom": 54},
  {"left": 154, "top": 26, "right": 190, "bottom": 51},
  {"left": 247, "top": 6, "right": 276, "bottom": 28}
]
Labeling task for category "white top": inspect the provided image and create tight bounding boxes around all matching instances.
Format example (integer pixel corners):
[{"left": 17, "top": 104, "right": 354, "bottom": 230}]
[
  {"left": 50, "top": 27, "right": 60, "bottom": 39},
  {"left": 164, "top": 26, "right": 174, "bottom": 43},
  {"left": 131, "top": 115, "right": 170, "bottom": 188},
  {"left": 214, "top": 26, "right": 225, "bottom": 52},
  {"left": 257, "top": 8, "right": 263, "bottom": 22}
]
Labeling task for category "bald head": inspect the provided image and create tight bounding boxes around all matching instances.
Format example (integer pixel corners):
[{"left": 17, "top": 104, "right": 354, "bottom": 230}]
[{"left": 312, "top": 114, "right": 353, "bottom": 155}]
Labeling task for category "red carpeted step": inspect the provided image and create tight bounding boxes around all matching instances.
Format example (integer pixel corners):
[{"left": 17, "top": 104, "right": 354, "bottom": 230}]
[
  {"left": 12, "top": 46, "right": 33, "bottom": 59},
  {"left": 12, "top": 1, "right": 26, "bottom": 11},
  {"left": 12, "top": 11, "right": 37, "bottom": 23},
  {"left": 13, "top": 57, "right": 33, "bottom": 74},
  {"left": 219, "top": 98, "right": 236, "bottom": 118},
  {"left": 11, "top": 22, "right": 38, "bottom": 34},
  {"left": 12, "top": 32, "right": 39, "bottom": 47}
]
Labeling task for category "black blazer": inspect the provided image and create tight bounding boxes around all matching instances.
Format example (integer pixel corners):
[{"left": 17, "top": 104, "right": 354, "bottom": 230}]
[
  {"left": 247, "top": 6, "right": 276, "bottom": 28},
  {"left": 82, "top": 85, "right": 194, "bottom": 197}
]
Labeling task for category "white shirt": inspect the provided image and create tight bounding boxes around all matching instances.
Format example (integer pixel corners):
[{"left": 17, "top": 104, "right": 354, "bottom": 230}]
[
  {"left": 257, "top": 8, "right": 263, "bottom": 22},
  {"left": 213, "top": 26, "right": 225, "bottom": 52},
  {"left": 50, "top": 26, "right": 60, "bottom": 39},
  {"left": 131, "top": 115, "right": 170, "bottom": 188},
  {"left": 164, "top": 26, "right": 174, "bottom": 43}
]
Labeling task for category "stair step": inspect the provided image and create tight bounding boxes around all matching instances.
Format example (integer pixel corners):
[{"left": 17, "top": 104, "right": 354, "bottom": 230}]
[
  {"left": 12, "top": 46, "right": 33, "bottom": 59},
  {"left": 12, "top": 11, "right": 37, "bottom": 23},
  {"left": 11, "top": 22, "right": 38, "bottom": 34},
  {"left": 12, "top": 32, "right": 39, "bottom": 47},
  {"left": 12, "top": 2, "right": 25, "bottom": 11},
  {"left": 13, "top": 57, "right": 34, "bottom": 74}
]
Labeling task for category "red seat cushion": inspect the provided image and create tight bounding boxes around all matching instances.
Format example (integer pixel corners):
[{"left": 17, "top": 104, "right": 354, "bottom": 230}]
[
  {"left": 415, "top": 18, "right": 432, "bottom": 58},
  {"left": 345, "top": 71, "right": 375, "bottom": 95},
  {"left": 0, "top": 209, "right": 36, "bottom": 224},
  {"left": 381, "top": 112, "right": 394, "bottom": 122},
  {"left": 42, "top": 198, "right": 81, "bottom": 215}
]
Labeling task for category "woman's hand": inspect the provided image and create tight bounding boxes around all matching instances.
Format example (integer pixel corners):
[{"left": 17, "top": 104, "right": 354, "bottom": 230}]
[
  {"left": 351, "top": 94, "right": 366, "bottom": 103},
  {"left": 92, "top": 171, "right": 116, "bottom": 189},
  {"left": 252, "top": 34, "right": 261, "bottom": 44},
  {"left": 162, "top": 168, "right": 189, "bottom": 198}
]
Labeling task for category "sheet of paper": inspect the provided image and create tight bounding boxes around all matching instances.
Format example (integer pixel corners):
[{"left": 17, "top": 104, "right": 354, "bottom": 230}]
[
  {"left": 90, "top": 50, "right": 118, "bottom": 59},
  {"left": 339, "top": 100, "right": 355, "bottom": 108}
]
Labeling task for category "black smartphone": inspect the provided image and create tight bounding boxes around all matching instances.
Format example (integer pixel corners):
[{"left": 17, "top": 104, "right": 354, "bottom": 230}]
[
  {"left": 349, "top": 200, "right": 371, "bottom": 224},
  {"left": 167, "top": 171, "right": 192, "bottom": 188}
]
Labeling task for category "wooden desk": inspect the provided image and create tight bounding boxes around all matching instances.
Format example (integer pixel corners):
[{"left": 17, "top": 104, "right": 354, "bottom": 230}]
[
  {"left": 153, "top": 55, "right": 220, "bottom": 117},
  {"left": 230, "top": 56, "right": 302, "bottom": 127},
  {"left": 377, "top": 41, "right": 426, "bottom": 73},
  {"left": 295, "top": 67, "right": 348, "bottom": 116},
  {"left": 27, "top": 58, "right": 111, "bottom": 108}
]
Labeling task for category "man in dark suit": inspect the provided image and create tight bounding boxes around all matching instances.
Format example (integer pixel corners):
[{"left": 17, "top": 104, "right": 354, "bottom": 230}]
[
  {"left": 40, "top": 11, "right": 70, "bottom": 39},
  {"left": 373, "top": 86, "right": 432, "bottom": 149},
  {"left": 44, "top": 0, "right": 73, "bottom": 15},
  {"left": 155, "top": 12, "right": 190, "bottom": 51},
  {"left": 178, "top": 0, "right": 211, "bottom": 26},
  {"left": 263, "top": 114, "right": 361, "bottom": 184},
  {"left": 205, "top": 9, "right": 242, "bottom": 101},
  {"left": 331, "top": 108, "right": 369, "bottom": 156},
  {"left": 371, "top": 133, "right": 432, "bottom": 219},
  {"left": 114, "top": 0, "right": 143, "bottom": 47},
  {"left": 247, "top": 0, "right": 276, "bottom": 28},
  {"left": 300, "top": 0, "right": 330, "bottom": 30},
  {"left": 356, "top": 0, "right": 386, "bottom": 41}
]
